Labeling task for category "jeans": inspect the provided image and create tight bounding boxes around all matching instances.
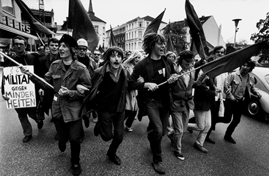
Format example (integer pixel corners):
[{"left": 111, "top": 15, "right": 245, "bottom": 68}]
[
  {"left": 170, "top": 109, "right": 189, "bottom": 154},
  {"left": 15, "top": 108, "right": 37, "bottom": 137},
  {"left": 146, "top": 99, "right": 170, "bottom": 163},
  {"left": 54, "top": 118, "right": 82, "bottom": 164},
  {"left": 188, "top": 110, "right": 211, "bottom": 146},
  {"left": 221, "top": 99, "right": 244, "bottom": 137},
  {"left": 98, "top": 111, "right": 124, "bottom": 156}
]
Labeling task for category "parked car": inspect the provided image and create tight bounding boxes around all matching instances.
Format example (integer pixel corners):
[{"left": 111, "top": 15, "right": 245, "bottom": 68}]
[{"left": 245, "top": 67, "right": 269, "bottom": 122}]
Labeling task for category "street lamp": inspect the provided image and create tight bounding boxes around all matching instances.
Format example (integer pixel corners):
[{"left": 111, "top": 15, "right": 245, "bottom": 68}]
[{"left": 232, "top": 18, "right": 242, "bottom": 47}]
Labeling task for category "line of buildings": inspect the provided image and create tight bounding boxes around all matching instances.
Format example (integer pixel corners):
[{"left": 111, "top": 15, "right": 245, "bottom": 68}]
[{"left": 0, "top": 0, "right": 225, "bottom": 53}]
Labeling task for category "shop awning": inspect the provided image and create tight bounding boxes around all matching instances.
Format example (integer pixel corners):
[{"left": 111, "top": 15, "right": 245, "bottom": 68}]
[{"left": 0, "top": 24, "right": 38, "bottom": 40}]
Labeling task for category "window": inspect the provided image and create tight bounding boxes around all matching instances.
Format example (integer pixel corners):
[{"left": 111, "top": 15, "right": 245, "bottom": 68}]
[
  {"left": 94, "top": 25, "right": 99, "bottom": 34},
  {"left": 138, "top": 31, "right": 142, "bottom": 38},
  {"left": 139, "top": 22, "right": 142, "bottom": 27},
  {"left": 2, "top": 0, "right": 14, "bottom": 15}
]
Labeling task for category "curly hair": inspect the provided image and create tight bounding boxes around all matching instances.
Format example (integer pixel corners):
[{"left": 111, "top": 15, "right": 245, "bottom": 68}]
[
  {"left": 142, "top": 33, "right": 166, "bottom": 54},
  {"left": 176, "top": 50, "right": 194, "bottom": 66}
]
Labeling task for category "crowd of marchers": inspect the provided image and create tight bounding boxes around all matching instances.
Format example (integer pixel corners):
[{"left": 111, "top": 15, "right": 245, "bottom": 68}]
[{"left": 1, "top": 33, "right": 261, "bottom": 176}]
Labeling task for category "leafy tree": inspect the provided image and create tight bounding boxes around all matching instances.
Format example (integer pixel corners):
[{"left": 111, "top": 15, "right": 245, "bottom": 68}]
[
  {"left": 163, "top": 21, "right": 188, "bottom": 55},
  {"left": 250, "top": 12, "right": 269, "bottom": 64}
]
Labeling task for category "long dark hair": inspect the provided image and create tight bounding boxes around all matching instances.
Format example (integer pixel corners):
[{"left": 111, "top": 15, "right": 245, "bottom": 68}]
[{"left": 142, "top": 33, "right": 165, "bottom": 55}]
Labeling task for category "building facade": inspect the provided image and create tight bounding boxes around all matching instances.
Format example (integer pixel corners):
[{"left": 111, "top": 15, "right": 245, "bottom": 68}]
[
  {"left": 0, "top": 0, "right": 38, "bottom": 50},
  {"left": 106, "top": 16, "right": 167, "bottom": 52}
]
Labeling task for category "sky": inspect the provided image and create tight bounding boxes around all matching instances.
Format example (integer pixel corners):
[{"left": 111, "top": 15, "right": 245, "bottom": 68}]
[{"left": 22, "top": 0, "right": 269, "bottom": 44}]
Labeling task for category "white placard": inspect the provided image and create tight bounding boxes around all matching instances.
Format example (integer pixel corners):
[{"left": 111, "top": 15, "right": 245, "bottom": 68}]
[{"left": 3, "top": 66, "right": 36, "bottom": 109}]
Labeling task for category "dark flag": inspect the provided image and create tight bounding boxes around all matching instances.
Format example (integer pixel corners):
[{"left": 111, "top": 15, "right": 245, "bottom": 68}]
[
  {"left": 166, "top": 34, "right": 175, "bottom": 52},
  {"left": 14, "top": 0, "right": 54, "bottom": 35},
  {"left": 68, "top": 0, "right": 99, "bottom": 52},
  {"left": 144, "top": 9, "right": 166, "bottom": 37},
  {"left": 185, "top": 0, "right": 208, "bottom": 60},
  {"left": 200, "top": 40, "right": 267, "bottom": 78},
  {"left": 108, "top": 25, "right": 117, "bottom": 47}
]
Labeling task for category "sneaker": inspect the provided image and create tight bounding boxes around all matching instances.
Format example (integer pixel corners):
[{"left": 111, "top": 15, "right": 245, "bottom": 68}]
[
  {"left": 58, "top": 142, "right": 66, "bottom": 152},
  {"left": 193, "top": 142, "right": 208, "bottom": 153},
  {"left": 152, "top": 162, "right": 165, "bottom": 175},
  {"left": 205, "top": 137, "right": 215, "bottom": 144},
  {"left": 224, "top": 135, "right": 236, "bottom": 144},
  {"left": 71, "top": 163, "right": 82, "bottom": 176},
  {"left": 125, "top": 126, "right": 133, "bottom": 132},
  {"left": 107, "top": 154, "right": 121, "bottom": 165},
  {"left": 22, "top": 135, "right": 32, "bottom": 143},
  {"left": 174, "top": 151, "right": 185, "bottom": 161}
]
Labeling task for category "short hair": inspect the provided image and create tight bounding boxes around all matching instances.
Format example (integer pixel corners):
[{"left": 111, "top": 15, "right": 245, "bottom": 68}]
[
  {"left": 176, "top": 50, "right": 194, "bottom": 66},
  {"left": 103, "top": 46, "right": 124, "bottom": 61},
  {"left": 48, "top": 38, "right": 59, "bottom": 45},
  {"left": 166, "top": 51, "right": 176, "bottom": 57},
  {"left": 13, "top": 36, "right": 27, "bottom": 45},
  {"left": 213, "top": 45, "right": 226, "bottom": 54},
  {"left": 242, "top": 60, "right": 256, "bottom": 72},
  {"left": 142, "top": 33, "right": 166, "bottom": 54}
]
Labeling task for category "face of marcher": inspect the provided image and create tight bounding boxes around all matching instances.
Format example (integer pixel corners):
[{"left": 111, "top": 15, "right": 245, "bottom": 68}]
[
  {"left": 181, "top": 58, "right": 194, "bottom": 70},
  {"left": 240, "top": 63, "right": 251, "bottom": 75},
  {"left": 94, "top": 53, "right": 100, "bottom": 62},
  {"left": 49, "top": 42, "right": 59, "bottom": 55},
  {"left": 59, "top": 42, "right": 71, "bottom": 59},
  {"left": 214, "top": 48, "right": 225, "bottom": 59},
  {"left": 13, "top": 39, "right": 26, "bottom": 54},
  {"left": 77, "top": 46, "right": 87, "bottom": 58},
  {"left": 167, "top": 54, "right": 176, "bottom": 63},
  {"left": 109, "top": 51, "right": 122, "bottom": 70},
  {"left": 152, "top": 40, "right": 166, "bottom": 57},
  {"left": 132, "top": 55, "right": 142, "bottom": 66},
  {"left": 44, "top": 46, "right": 50, "bottom": 55}
]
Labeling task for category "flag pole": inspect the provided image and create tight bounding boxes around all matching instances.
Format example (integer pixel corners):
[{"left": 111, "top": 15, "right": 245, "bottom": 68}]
[
  {"left": 0, "top": 51, "right": 54, "bottom": 90},
  {"left": 157, "top": 65, "right": 203, "bottom": 87},
  {"left": 36, "top": 32, "right": 45, "bottom": 46}
]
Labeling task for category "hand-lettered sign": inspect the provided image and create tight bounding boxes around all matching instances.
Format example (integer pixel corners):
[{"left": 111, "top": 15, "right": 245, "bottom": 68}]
[{"left": 3, "top": 66, "right": 36, "bottom": 109}]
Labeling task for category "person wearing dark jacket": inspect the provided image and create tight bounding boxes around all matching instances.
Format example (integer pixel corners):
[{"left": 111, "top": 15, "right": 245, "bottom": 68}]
[
  {"left": 1, "top": 36, "right": 43, "bottom": 143},
  {"left": 81, "top": 46, "right": 128, "bottom": 166},
  {"left": 20, "top": 34, "right": 91, "bottom": 175},
  {"left": 129, "top": 33, "right": 177, "bottom": 175}
]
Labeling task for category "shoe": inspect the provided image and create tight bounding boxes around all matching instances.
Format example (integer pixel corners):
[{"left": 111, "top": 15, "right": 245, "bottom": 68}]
[
  {"left": 125, "top": 126, "right": 133, "bottom": 132},
  {"left": 193, "top": 142, "right": 208, "bottom": 153},
  {"left": 58, "top": 142, "right": 66, "bottom": 152},
  {"left": 174, "top": 151, "right": 185, "bottom": 161},
  {"left": 107, "top": 154, "right": 121, "bottom": 165},
  {"left": 83, "top": 117, "right": 90, "bottom": 128},
  {"left": 22, "top": 135, "right": 32, "bottom": 143},
  {"left": 224, "top": 135, "right": 236, "bottom": 144},
  {"left": 94, "top": 123, "right": 100, "bottom": 136},
  {"left": 93, "top": 117, "right": 98, "bottom": 123},
  {"left": 71, "top": 163, "right": 82, "bottom": 176},
  {"left": 205, "top": 137, "right": 215, "bottom": 144},
  {"left": 37, "top": 120, "right": 43, "bottom": 129},
  {"left": 152, "top": 162, "right": 165, "bottom": 175},
  {"left": 167, "top": 133, "right": 174, "bottom": 147}
]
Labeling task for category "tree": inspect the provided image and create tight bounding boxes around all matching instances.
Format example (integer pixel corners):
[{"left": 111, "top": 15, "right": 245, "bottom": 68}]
[
  {"left": 163, "top": 21, "right": 188, "bottom": 55},
  {"left": 250, "top": 12, "right": 269, "bottom": 64}
]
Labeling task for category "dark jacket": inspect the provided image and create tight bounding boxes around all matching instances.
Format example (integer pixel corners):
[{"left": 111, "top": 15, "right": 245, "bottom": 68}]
[
  {"left": 129, "top": 55, "right": 176, "bottom": 117},
  {"left": 39, "top": 54, "right": 60, "bottom": 115},
  {"left": 80, "top": 62, "right": 128, "bottom": 116}
]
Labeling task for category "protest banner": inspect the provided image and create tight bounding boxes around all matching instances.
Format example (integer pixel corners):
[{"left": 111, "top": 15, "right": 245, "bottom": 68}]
[{"left": 3, "top": 66, "right": 36, "bottom": 109}]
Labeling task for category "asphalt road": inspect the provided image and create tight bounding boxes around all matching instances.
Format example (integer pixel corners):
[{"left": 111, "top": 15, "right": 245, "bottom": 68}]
[{"left": 1, "top": 92, "right": 269, "bottom": 176}]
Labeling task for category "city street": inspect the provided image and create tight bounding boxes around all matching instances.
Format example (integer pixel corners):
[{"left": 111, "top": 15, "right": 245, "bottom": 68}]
[{"left": 0, "top": 94, "right": 269, "bottom": 176}]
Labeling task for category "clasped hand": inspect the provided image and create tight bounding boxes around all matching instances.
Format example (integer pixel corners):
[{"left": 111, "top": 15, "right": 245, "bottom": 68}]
[{"left": 58, "top": 86, "right": 70, "bottom": 96}]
